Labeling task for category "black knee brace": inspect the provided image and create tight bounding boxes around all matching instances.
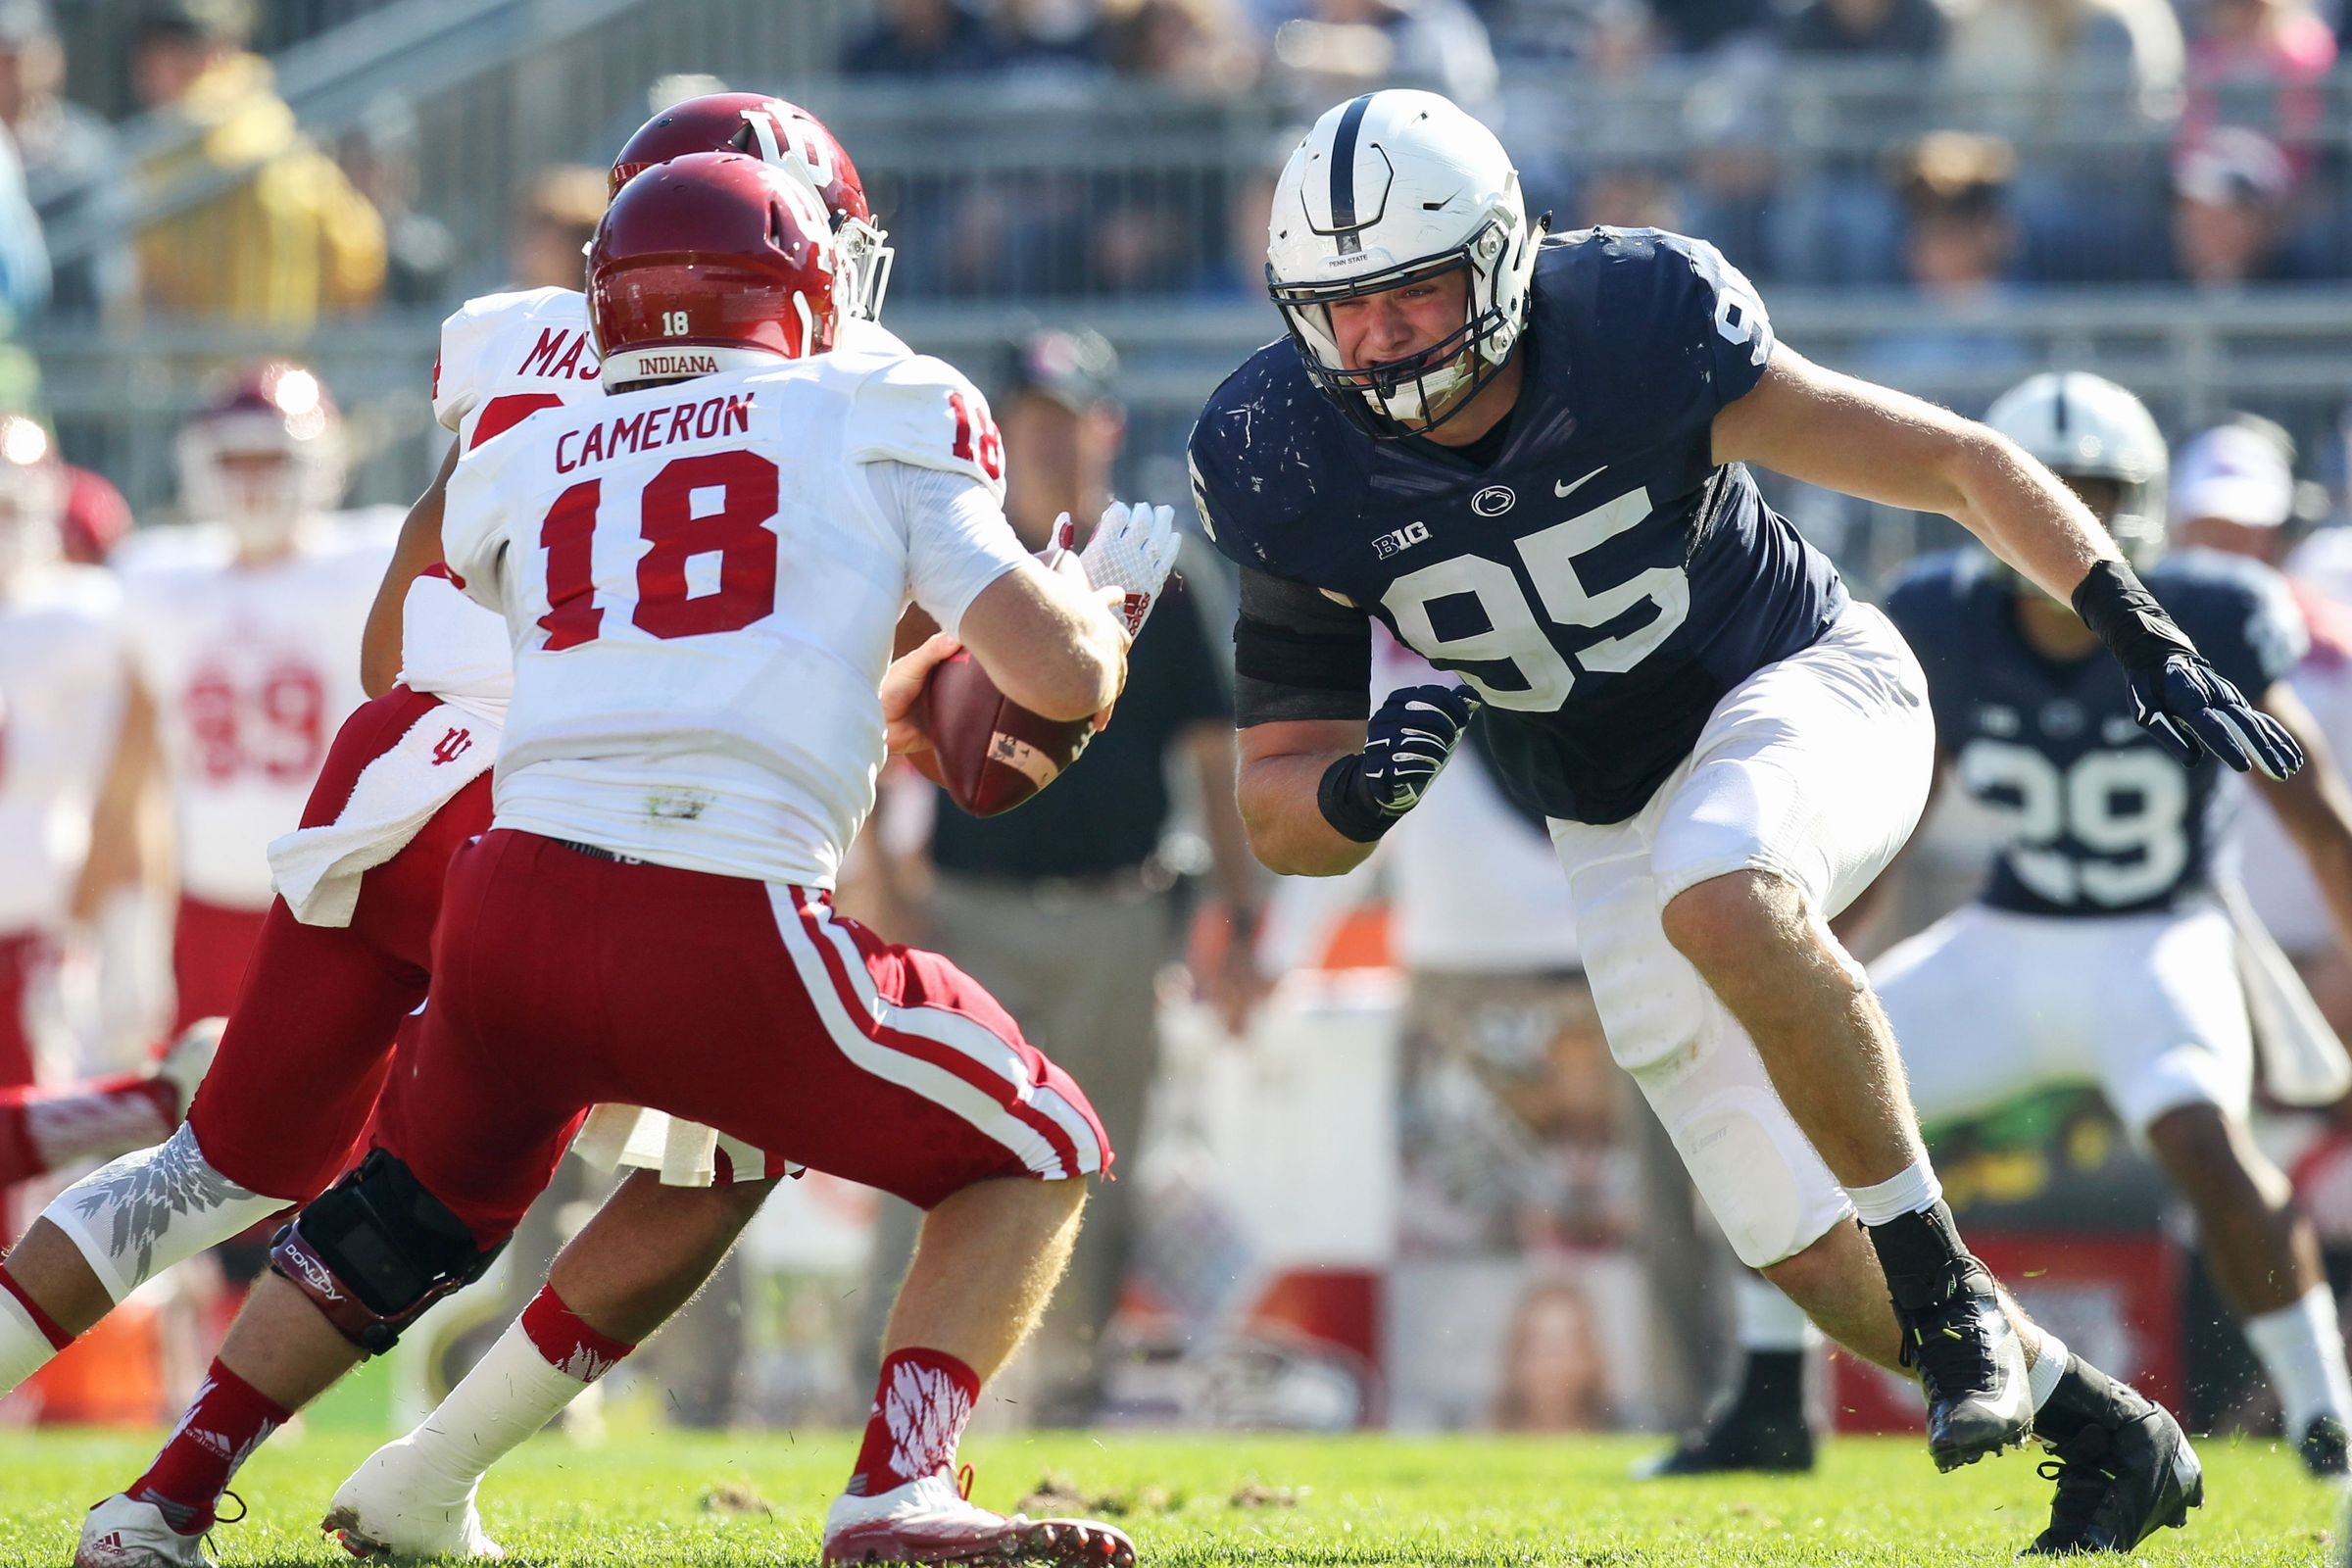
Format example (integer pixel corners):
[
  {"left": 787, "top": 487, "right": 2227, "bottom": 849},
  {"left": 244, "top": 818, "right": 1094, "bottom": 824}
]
[{"left": 269, "top": 1151, "right": 505, "bottom": 1354}]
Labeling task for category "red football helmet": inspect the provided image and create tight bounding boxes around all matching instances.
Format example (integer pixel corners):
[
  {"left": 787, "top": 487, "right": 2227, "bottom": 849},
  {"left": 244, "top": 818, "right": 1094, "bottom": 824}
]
[
  {"left": 609, "top": 92, "right": 893, "bottom": 320},
  {"left": 0, "top": 415, "right": 63, "bottom": 580},
  {"left": 175, "top": 359, "right": 343, "bottom": 550},
  {"left": 590, "top": 151, "right": 840, "bottom": 388}
]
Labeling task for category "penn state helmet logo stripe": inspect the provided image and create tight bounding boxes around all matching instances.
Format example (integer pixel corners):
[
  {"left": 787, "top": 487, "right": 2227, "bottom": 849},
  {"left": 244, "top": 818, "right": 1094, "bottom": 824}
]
[{"left": 1326, "top": 93, "right": 1376, "bottom": 256}]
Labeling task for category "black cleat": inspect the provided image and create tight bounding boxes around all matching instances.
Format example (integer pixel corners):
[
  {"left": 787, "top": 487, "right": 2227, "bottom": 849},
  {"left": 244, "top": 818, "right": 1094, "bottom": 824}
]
[
  {"left": 2026, "top": 1361, "right": 2203, "bottom": 1555},
  {"left": 1639, "top": 1351, "right": 1816, "bottom": 1477},
  {"left": 1893, "top": 1255, "right": 2033, "bottom": 1472},
  {"left": 2300, "top": 1413, "right": 2350, "bottom": 1479}
]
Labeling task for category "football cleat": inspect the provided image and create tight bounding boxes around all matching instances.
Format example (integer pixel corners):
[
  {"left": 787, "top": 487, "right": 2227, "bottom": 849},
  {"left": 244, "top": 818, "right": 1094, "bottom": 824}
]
[
  {"left": 1893, "top": 1256, "right": 2034, "bottom": 1471},
  {"left": 2025, "top": 1362, "right": 2203, "bottom": 1554},
  {"left": 1640, "top": 1405, "right": 1815, "bottom": 1478},
  {"left": 821, "top": 1469, "right": 1135, "bottom": 1566},
  {"left": 74, "top": 1493, "right": 215, "bottom": 1568},
  {"left": 320, "top": 1434, "right": 506, "bottom": 1560},
  {"left": 2299, "top": 1412, "right": 2350, "bottom": 1479}
]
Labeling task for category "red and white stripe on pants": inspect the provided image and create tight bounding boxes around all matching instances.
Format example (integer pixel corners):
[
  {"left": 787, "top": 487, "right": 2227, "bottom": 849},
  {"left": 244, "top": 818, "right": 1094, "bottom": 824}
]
[
  {"left": 183, "top": 686, "right": 492, "bottom": 1202},
  {"left": 379, "top": 829, "right": 1111, "bottom": 1247}
]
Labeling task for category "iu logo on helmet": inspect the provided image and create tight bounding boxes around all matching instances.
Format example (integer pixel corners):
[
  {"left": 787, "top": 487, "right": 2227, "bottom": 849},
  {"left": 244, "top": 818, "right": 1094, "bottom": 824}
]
[{"left": 430, "top": 727, "right": 473, "bottom": 766}]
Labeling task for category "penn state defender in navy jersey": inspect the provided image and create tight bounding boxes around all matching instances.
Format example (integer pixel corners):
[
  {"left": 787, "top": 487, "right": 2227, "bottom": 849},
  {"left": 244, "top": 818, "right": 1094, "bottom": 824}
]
[
  {"left": 1887, "top": 547, "right": 2304, "bottom": 917},
  {"left": 1190, "top": 226, "right": 1845, "bottom": 823},
  {"left": 1207, "top": 90, "right": 2291, "bottom": 1549},
  {"left": 1672, "top": 371, "right": 2352, "bottom": 1491}
]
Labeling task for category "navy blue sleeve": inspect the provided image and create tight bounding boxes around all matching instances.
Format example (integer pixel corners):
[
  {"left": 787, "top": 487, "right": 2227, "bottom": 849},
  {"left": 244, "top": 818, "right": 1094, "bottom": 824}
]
[
  {"left": 2169, "top": 557, "right": 2308, "bottom": 698},
  {"left": 1587, "top": 229, "right": 1776, "bottom": 446}
]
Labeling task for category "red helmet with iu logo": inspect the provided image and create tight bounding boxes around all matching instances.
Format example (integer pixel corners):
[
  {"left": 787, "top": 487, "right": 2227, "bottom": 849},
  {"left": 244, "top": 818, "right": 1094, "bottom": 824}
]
[
  {"left": 589, "top": 151, "right": 840, "bottom": 389},
  {"left": 608, "top": 92, "right": 892, "bottom": 320}
]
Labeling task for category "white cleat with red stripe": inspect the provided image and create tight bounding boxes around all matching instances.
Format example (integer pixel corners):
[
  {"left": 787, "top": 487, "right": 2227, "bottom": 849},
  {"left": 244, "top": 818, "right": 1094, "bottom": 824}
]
[{"left": 821, "top": 1472, "right": 1135, "bottom": 1566}]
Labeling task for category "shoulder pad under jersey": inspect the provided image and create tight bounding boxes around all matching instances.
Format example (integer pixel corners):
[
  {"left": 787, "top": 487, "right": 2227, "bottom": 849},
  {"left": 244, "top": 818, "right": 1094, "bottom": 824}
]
[
  {"left": 843, "top": 354, "right": 1006, "bottom": 503},
  {"left": 1187, "top": 339, "right": 1350, "bottom": 575},
  {"left": 433, "top": 286, "right": 592, "bottom": 434}
]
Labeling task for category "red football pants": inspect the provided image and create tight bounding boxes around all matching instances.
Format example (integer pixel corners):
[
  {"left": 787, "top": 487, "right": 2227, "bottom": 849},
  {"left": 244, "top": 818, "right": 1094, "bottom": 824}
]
[
  {"left": 184, "top": 687, "right": 491, "bottom": 1202},
  {"left": 0, "top": 931, "right": 48, "bottom": 1090},
  {"left": 381, "top": 830, "right": 1110, "bottom": 1248}
]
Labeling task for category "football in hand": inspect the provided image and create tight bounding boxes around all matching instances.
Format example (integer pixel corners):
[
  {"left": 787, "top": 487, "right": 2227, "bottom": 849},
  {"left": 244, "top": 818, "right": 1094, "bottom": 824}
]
[{"left": 915, "top": 650, "right": 1096, "bottom": 816}]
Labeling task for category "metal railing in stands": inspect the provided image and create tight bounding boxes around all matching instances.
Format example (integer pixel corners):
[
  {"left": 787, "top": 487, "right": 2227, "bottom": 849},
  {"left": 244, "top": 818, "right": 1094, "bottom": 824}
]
[
  {"left": 31, "top": 288, "right": 2352, "bottom": 591},
  {"left": 39, "top": 0, "right": 2352, "bottom": 306}
]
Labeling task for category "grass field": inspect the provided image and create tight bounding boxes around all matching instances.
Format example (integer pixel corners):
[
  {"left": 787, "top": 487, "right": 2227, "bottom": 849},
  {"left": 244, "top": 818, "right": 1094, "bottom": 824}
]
[{"left": 0, "top": 1427, "right": 2339, "bottom": 1566}]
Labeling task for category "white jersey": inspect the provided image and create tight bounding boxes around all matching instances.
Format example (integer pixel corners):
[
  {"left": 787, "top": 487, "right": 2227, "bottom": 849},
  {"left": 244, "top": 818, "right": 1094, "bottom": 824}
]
[
  {"left": 443, "top": 349, "right": 1026, "bottom": 889},
  {"left": 0, "top": 564, "right": 130, "bottom": 932},
  {"left": 118, "top": 513, "right": 395, "bottom": 907},
  {"left": 409, "top": 287, "right": 908, "bottom": 726}
]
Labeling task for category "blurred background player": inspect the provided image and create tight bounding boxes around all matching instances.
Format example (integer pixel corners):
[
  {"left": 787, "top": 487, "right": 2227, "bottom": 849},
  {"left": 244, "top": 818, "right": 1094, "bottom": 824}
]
[
  {"left": 115, "top": 361, "right": 392, "bottom": 1033},
  {"left": 1669, "top": 371, "right": 2352, "bottom": 1481},
  {"left": 858, "top": 324, "right": 1262, "bottom": 1426},
  {"left": 0, "top": 413, "right": 208, "bottom": 1224}
]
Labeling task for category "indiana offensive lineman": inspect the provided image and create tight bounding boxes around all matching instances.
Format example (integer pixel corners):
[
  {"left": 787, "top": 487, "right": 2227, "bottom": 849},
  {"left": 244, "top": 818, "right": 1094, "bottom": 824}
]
[
  {"left": 1665, "top": 373, "right": 2352, "bottom": 1485},
  {"left": 1187, "top": 90, "right": 2291, "bottom": 1551},
  {"left": 115, "top": 364, "right": 394, "bottom": 1031},
  {"left": 6, "top": 99, "right": 930, "bottom": 1567},
  {"left": 76, "top": 150, "right": 1170, "bottom": 1568}
]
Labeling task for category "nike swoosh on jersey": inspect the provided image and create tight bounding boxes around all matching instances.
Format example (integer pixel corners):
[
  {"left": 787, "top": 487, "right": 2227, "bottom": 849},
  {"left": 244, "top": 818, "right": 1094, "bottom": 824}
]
[{"left": 1555, "top": 466, "right": 1606, "bottom": 499}]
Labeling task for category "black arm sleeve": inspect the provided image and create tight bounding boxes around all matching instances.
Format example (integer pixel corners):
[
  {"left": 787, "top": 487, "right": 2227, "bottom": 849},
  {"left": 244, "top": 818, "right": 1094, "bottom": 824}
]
[{"left": 1233, "top": 565, "right": 1373, "bottom": 727}]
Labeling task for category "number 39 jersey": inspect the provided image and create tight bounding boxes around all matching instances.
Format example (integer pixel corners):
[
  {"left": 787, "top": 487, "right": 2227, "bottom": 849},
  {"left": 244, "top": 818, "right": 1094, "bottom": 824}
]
[
  {"left": 116, "top": 514, "right": 396, "bottom": 906},
  {"left": 1885, "top": 547, "right": 2306, "bottom": 916},
  {"left": 442, "top": 350, "right": 1025, "bottom": 889},
  {"left": 1188, "top": 226, "right": 1846, "bottom": 825}
]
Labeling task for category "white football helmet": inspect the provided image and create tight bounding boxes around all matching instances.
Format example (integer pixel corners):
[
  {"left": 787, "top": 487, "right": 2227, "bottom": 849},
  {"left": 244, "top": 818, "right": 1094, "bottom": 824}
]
[
  {"left": 175, "top": 360, "right": 345, "bottom": 552},
  {"left": 1984, "top": 370, "right": 2169, "bottom": 568},
  {"left": 0, "top": 415, "right": 64, "bottom": 583},
  {"left": 1266, "top": 90, "right": 1542, "bottom": 437}
]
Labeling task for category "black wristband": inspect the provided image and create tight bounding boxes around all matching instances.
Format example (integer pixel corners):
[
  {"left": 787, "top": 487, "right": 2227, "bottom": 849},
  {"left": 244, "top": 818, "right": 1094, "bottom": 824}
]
[
  {"left": 2071, "top": 560, "right": 2200, "bottom": 669},
  {"left": 1317, "top": 754, "right": 1399, "bottom": 844}
]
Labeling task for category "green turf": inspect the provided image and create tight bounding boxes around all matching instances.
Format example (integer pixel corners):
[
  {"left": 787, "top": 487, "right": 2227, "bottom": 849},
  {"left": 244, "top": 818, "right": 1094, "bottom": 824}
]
[{"left": 0, "top": 1426, "right": 2337, "bottom": 1565}]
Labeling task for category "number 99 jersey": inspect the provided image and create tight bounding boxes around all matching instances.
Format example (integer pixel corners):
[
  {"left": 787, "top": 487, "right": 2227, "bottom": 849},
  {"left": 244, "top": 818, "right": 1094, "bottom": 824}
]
[
  {"left": 441, "top": 349, "right": 1022, "bottom": 890},
  {"left": 1188, "top": 226, "right": 1847, "bottom": 825},
  {"left": 1884, "top": 547, "right": 2307, "bottom": 916}
]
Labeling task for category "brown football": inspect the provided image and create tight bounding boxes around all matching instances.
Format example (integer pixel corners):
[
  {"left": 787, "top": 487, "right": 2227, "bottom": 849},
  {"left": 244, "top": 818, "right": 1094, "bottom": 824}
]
[{"left": 915, "top": 650, "right": 1096, "bottom": 816}]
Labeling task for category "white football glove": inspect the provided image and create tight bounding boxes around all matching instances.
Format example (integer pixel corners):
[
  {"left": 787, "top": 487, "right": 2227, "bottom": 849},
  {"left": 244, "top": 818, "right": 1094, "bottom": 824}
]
[{"left": 1069, "top": 500, "right": 1181, "bottom": 638}]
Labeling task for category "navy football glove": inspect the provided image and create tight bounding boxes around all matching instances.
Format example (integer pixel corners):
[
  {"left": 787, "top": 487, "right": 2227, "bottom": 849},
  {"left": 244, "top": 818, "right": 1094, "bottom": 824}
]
[
  {"left": 2075, "top": 561, "right": 2303, "bottom": 780},
  {"left": 1318, "top": 684, "right": 1481, "bottom": 843}
]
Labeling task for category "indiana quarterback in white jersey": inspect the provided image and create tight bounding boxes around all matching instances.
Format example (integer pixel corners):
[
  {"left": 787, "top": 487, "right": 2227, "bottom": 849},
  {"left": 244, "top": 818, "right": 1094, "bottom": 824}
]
[
  {"left": 115, "top": 363, "right": 395, "bottom": 1034},
  {"left": 70, "top": 150, "right": 1163, "bottom": 1568}
]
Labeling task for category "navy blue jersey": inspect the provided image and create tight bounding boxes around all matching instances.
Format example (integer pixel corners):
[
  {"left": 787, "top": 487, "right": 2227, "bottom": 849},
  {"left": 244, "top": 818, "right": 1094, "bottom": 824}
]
[
  {"left": 1189, "top": 227, "right": 1847, "bottom": 825},
  {"left": 1885, "top": 548, "right": 2306, "bottom": 916}
]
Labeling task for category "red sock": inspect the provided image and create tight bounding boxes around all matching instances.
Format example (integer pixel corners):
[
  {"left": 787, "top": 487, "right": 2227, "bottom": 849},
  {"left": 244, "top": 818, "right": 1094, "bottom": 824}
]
[
  {"left": 847, "top": 1348, "right": 980, "bottom": 1498},
  {"left": 128, "top": 1358, "right": 290, "bottom": 1535},
  {"left": 519, "top": 1285, "right": 637, "bottom": 1383}
]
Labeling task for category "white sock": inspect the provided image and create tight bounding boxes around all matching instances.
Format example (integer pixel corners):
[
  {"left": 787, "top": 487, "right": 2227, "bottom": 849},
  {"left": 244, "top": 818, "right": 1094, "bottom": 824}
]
[
  {"left": 2025, "top": 1324, "right": 2070, "bottom": 1412},
  {"left": 2245, "top": 1286, "right": 2352, "bottom": 1436},
  {"left": 1737, "top": 1273, "right": 1820, "bottom": 1353},
  {"left": 0, "top": 1283, "right": 60, "bottom": 1396},
  {"left": 395, "top": 1318, "right": 594, "bottom": 1497},
  {"left": 1846, "top": 1159, "right": 1944, "bottom": 1227}
]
